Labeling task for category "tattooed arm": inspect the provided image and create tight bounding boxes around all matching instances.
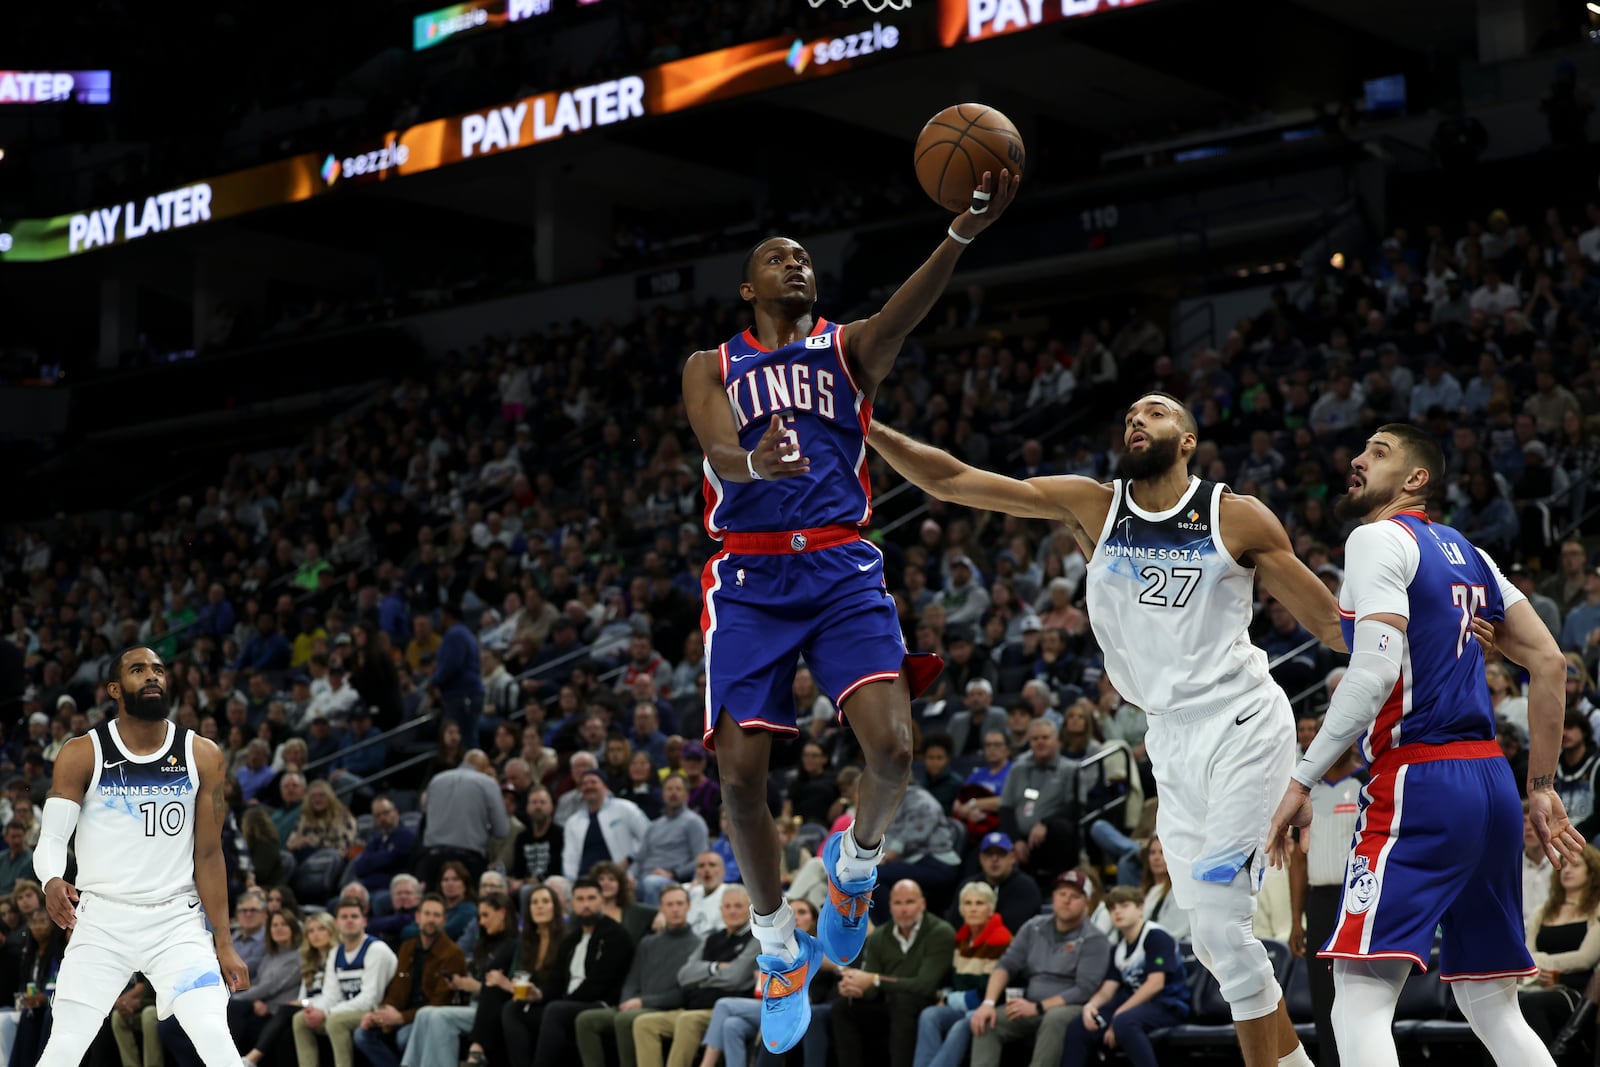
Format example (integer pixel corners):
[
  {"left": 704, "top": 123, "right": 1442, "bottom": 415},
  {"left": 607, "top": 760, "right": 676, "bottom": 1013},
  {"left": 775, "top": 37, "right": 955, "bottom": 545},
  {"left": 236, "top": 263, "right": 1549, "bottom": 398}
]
[{"left": 192, "top": 737, "right": 251, "bottom": 992}]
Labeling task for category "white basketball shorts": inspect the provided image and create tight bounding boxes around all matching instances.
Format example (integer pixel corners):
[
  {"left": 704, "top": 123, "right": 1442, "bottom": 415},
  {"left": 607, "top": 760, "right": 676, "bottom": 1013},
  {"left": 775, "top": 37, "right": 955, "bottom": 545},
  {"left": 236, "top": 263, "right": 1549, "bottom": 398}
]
[{"left": 54, "top": 891, "right": 225, "bottom": 1019}]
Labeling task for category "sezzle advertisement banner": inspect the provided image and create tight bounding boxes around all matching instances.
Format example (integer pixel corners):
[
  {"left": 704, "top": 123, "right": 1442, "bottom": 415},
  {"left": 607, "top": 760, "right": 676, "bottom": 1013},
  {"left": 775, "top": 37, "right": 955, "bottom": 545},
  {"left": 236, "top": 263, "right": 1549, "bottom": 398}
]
[
  {"left": 412, "top": 0, "right": 553, "bottom": 52},
  {"left": 0, "top": 10, "right": 930, "bottom": 260},
  {"left": 938, "top": 0, "right": 1164, "bottom": 46},
  {"left": 0, "top": 70, "right": 112, "bottom": 105}
]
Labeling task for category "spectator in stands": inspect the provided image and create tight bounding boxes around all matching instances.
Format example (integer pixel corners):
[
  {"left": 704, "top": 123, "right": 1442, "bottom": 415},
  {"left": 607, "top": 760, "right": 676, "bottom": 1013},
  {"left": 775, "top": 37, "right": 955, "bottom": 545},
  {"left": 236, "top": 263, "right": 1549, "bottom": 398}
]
[
  {"left": 1138, "top": 837, "right": 1190, "bottom": 940},
  {"left": 227, "top": 908, "right": 304, "bottom": 1054},
  {"left": 953, "top": 732, "right": 1012, "bottom": 842},
  {"left": 350, "top": 795, "right": 418, "bottom": 894},
  {"left": 871, "top": 784, "right": 962, "bottom": 923},
  {"left": 467, "top": 885, "right": 563, "bottom": 1067},
  {"left": 831, "top": 880, "right": 955, "bottom": 1067},
  {"left": 592, "top": 859, "right": 658, "bottom": 945},
  {"left": 1560, "top": 566, "right": 1600, "bottom": 655},
  {"left": 111, "top": 975, "right": 160, "bottom": 1067},
  {"left": 999, "top": 719, "right": 1078, "bottom": 883},
  {"left": 9, "top": 908, "right": 65, "bottom": 1065},
  {"left": 423, "top": 720, "right": 465, "bottom": 784},
  {"left": 406, "top": 615, "right": 441, "bottom": 676},
  {"left": 636, "top": 773, "right": 710, "bottom": 905},
  {"left": 1061, "top": 886, "right": 1190, "bottom": 1067},
  {"left": 284, "top": 779, "right": 359, "bottom": 863},
  {"left": 783, "top": 742, "right": 839, "bottom": 827},
  {"left": 351, "top": 893, "right": 466, "bottom": 1067},
  {"left": 555, "top": 753, "right": 601, "bottom": 826},
  {"left": 518, "top": 878, "right": 636, "bottom": 1067},
  {"left": 1488, "top": 662, "right": 1530, "bottom": 737},
  {"left": 618, "top": 626, "right": 672, "bottom": 697},
  {"left": 235, "top": 739, "right": 276, "bottom": 803},
  {"left": 370, "top": 874, "right": 423, "bottom": 943},
  {"left": 968, "top": 871, "right": 1111, "bottom": 1067},
  {"left": 430, "top": 602, "right": 486, "bottom": 746},
  {"left": 949, "top": 833, "right": 1042, "bottom": 938},
  {"left": 406, "top": 891, "right": 516, "bottom": 1067},
  {"left": 330, "top": 706, "right": 388, "bottom": 793},
  {"left": 678, "top": 743, "right": 721, "bottom": 828},
  {"left": 271, "top": 772, "right": 306, "bottom": 845},
  {"left": 622, "top": 750, "right": 665, "bottom": 820},
  {"left": 563, "top": 769, "right": 650, "bottom": 882},
  {"left": 236, "top": 613, "right": 291, "bottom": 672},
  {"left": 420, "top": 748, "right": 509, "bottom": 885},
  {"left": 434, "top": 861, "right": 478, "bottom": 942},
  {"left": 914, "top": 880, "right": 1012, "bottom": 1067},
  {"left": 242, "top": 807, "right": 286, "bottom": 890},
  {"left": 628, "top": 705, "right": 669, "bottom": 767},
  {"left": 1525, "top": 799, "right": 1556, "bottom": 929},
  {"left": 509, "top": 786, "right": 564, "bottom": 891},
  {"left": 916, "top": 734, "right": 963, "bottom": 812},
  {"left": 687, "top": 851, "right": 732, "bottom": 937},
  {"left": 575, "top": 883, "right": 702, "bottom": 1067},
  {"left": 0, "top": 820, "right": 32, "bottom": 895},
  {"left": 631, "top": 885, "right": 756, "bottom": 1067},
  {"left": 291, "top": 897, "right": 400, "bottom": 1067}
]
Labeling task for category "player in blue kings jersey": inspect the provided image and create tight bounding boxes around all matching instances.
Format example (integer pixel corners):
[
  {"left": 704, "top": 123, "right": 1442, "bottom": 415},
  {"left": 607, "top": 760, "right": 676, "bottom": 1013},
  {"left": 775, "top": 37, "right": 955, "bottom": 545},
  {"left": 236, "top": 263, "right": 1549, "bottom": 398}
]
[
  {"left": 683, "top": 169, "right": 1018, "bottom": 1053},
  {"left": 1270, "top": 423, "right": 1583, "bottom": 1067}
]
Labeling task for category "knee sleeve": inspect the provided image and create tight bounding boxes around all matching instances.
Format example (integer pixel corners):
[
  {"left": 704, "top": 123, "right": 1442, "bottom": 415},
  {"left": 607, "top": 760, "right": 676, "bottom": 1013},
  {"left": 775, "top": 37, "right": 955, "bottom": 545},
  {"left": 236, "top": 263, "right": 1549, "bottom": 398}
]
[
  {"left": 35, "top": 997, "right": 108, "bottom": 1067},
  {"left": 1451, "top": 976, "right": 1557, "bottom": 1067},
  {"left": 1187, "top": 880, "right": 1278, "bottom": 1021},
  {"left": 170, "top": 985, "right": 243, "bottom": 1067}
]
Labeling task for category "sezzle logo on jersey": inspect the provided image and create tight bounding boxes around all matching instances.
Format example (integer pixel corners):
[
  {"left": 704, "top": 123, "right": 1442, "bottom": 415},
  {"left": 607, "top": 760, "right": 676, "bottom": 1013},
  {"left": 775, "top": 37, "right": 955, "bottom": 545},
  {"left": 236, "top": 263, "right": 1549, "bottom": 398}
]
[
  {"left": 1177, "top": 508, "right": 1207, "bottom": 532},
  {"left": 160, "top": 754, "right": 187, "bottom": 773}
]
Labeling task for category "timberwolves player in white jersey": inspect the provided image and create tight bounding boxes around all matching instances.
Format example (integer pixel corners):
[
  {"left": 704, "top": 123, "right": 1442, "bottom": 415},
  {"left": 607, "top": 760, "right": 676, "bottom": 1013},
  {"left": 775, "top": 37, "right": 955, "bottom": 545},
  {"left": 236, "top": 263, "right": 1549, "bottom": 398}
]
[
  {"left": 870, "top": 394, "right": 1344, "bottom": 1067},
  {"left": 33, "top": 646, "right": 249, "bottom": 1067}
]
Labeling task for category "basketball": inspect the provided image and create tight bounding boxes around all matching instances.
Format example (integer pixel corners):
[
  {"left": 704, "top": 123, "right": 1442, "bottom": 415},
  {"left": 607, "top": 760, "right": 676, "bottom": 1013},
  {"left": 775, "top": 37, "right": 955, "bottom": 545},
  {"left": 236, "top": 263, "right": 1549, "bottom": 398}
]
[{"left": 914, "top": 103, "right": 1026, "bottom": 213}]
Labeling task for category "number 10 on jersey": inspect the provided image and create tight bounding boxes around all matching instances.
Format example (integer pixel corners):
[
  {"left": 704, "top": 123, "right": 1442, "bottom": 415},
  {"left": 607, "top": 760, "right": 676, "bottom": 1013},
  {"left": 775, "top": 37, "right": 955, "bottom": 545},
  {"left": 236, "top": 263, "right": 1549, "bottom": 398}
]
[{"left": 138, "top": 800, "right": 187, "bottom": 836}]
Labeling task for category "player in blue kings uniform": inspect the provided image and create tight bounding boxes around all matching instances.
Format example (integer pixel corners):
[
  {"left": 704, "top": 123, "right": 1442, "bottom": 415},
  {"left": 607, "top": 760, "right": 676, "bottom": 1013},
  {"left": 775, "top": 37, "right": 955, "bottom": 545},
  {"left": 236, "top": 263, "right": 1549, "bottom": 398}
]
[
  {"left": 1270, "top": 423, "right": 1584, "bottom": 1067},
  {"left": 683, "top": 169, "right": 1018, "bottom": 1053}
]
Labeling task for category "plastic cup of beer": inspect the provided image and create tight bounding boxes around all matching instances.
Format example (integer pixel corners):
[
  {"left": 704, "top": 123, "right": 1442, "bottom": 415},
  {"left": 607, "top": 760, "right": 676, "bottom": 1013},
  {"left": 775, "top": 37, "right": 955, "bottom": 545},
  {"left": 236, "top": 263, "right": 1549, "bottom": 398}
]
[
  {"left": 1004, "top": 987, "right": 1023, "bottom": 1002},
  {"left": 513, "top": 973, "right": 533, "bottom": 1001}
]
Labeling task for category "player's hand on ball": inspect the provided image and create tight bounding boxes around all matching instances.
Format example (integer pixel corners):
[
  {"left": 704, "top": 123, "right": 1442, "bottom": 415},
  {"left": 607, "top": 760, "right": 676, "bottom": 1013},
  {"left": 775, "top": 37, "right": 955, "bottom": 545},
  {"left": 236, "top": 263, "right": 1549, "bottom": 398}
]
[
  {"left": 1529, "top": 787, "right": 1586, "bottom": 869},
  {"left": 1267, "top": 781, "right": 1313, "bottom": 869},
  {"left": 949, "top": 170, "right": 1020, "bottom": 243},
  {"left": 751, "top": 415, "right": 809, "bottom": 480},
  {"left": 218, "top": 943, "right": 252, "bottom": 993},
  {"left": 43, "top": 877, "right": 78, "bottom": 930}
]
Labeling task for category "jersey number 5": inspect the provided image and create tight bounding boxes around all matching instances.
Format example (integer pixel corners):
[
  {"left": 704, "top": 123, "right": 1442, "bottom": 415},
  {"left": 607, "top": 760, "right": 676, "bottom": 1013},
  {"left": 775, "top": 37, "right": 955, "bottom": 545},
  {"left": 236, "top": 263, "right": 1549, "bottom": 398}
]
[
  {"left": 1450, "top": 583, "right": 1488, "bottom": 659},
  {"left": 1138, "top": 566, "right": 1201, "bottom": 608},
  {"left": 138, "top": 800, "right": 187, "bottom": 837}
]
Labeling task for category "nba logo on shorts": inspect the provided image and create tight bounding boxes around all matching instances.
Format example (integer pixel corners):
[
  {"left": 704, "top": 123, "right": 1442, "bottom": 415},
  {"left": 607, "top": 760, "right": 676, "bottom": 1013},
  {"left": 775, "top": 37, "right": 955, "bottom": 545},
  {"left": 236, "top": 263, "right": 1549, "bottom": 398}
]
[
  {"left": 790, "top": 533, "right": 807, "bottom": 552},
  {"left": 1345, "top": 855, "right": 1380, "bottom": 914}
]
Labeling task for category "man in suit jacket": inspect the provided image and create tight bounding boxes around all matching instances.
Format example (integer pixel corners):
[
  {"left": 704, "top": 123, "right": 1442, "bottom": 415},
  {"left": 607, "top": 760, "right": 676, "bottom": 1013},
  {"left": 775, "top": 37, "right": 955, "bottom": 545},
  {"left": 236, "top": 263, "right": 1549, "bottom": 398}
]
[{"left": 530, "top": 877, "right": 637, "bottom": 1067}]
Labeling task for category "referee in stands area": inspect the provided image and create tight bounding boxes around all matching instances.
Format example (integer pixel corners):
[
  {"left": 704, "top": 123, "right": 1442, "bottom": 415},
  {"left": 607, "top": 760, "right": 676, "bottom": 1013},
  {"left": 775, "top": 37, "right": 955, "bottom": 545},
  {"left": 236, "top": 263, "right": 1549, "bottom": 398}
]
[{"left": 1288, "top": 738, "right": 1364, "bottom": 1067}]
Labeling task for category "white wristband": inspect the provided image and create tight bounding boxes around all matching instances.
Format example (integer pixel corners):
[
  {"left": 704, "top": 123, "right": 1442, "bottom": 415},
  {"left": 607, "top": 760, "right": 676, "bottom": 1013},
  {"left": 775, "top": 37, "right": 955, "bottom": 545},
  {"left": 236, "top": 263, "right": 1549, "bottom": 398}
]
[
  {"left": 982, "top": 998, "right": 996, "bottom": 1007},
  {"left": 947, "top": 226, "right": 973, "bottom": 246},
  {"left": 745, "top": 450, "right": 762, "bottom": 481}
]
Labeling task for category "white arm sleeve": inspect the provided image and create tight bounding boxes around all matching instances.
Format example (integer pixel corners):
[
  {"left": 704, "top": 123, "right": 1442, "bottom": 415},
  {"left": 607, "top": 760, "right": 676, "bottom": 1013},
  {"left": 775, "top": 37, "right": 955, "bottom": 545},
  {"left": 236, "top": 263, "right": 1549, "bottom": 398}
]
[{"left": 33, "top": 796, "right": 80, "bottom": 886}]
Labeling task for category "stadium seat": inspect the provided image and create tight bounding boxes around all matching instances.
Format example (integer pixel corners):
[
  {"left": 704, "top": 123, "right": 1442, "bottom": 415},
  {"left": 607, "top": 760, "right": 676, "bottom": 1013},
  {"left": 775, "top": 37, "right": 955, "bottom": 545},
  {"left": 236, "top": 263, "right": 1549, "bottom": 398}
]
[
  {"left": 291, "top": 848, "right": 346, "bottom": 906},
  {"left": 1408, "top": 967, "right": 1476, "bottom": 1045},
  {"left": 356, "top": 813, "right": 374, "bottom": 837},
  {"left": 387, "top": 789, "right": 419, "bottom": 813}
]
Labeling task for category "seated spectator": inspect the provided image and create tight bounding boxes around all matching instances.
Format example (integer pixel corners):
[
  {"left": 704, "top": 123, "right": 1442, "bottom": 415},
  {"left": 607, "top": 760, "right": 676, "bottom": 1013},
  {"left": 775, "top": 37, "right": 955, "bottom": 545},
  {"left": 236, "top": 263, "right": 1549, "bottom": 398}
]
[
  {"left": 629, "top": 705, "right": 670, "bottom": 768},
  {"left": 632, "top": 885, "right": 757, "bottom": 1067},
  {"left": 234, "top": 739, "right": 276, "bottom": 803},
  {"left": 916, "top": 734, "right": 963, "bottom": 813},
  {"left": 575, "top": 884, "right": 703, "bottom": 1067},
  {"left": 109, "top": 975, "right": 160, "bottom": 1067},
  {"left": 967, "top": 871, "right": 1111, "bottom": 1067},
  {"left": 290, "top": 898, "right": 399, "bottom": 1067},
  {"left": 9, "top": 909, "right": 65, "bottom": 1065},
  {"left": 562, "top": 771, "right": 649, "bottom": 882},
  {"left": 945, "top": 833, "right": 1042, "bottom": 940},
  {"left": 509, "top": 786, "right": 565, "bottom": 891},
  {"left": 285, "top": 779, "right": 359, "bottom": 862},
  {"left": 687, "top": 852, "right": 732, "bottom": 936},
  {"left": 330, "top": 706, "right": 389, "bottom": 792},
  {"left": 514, "top": 878, "right": 636, "bottom": 1067},
  {"left": 555, "top": 752, "right": 601, "bottom": 826},
  {"left": 679, "top": 743, "right": 721, "bottom": 829},
  {"left": 1520, "top": 845, "right": 1600, "bottom": 1047},
  {"left": 351, "top": 894, "right": 466, "bottom": 1067},
  {"left": 1062, "top": 886, "right": 1190, "bottom": 1067},
  {"left": 831, "top": 880, "right": 956, "bottom": 1067},
  {"left": 422, "top": 720, "right": 465, "bottom": 784},
  {"left": 636, "top": 774, "right": 710, "bottom": 905},
  {"left": 269, "top": 772, "right": 306, "bottom": 845},
  {"left": 999, "top": 720, "right": 1079, "bottom": 883},
  {"left": 350, "top": 795, "right": 419, "bottom": 893},
  {"left": 0, "top": 820, "right": 32, "bottom": 895},
  {"left": 1525, "top": 800, "right": 1555, "bottom": 928},
  {"left": 227, "top": 908, "right": 305, "bottom": 1055},
  {"left": 783, "top": 742, "right": 839, "bottom": 827},
  {"left": 592, "top": 860, "right": 659, "bottom": 945},
  {"left": 1489, "top": 661, "right": 1530, "bottom": 738},
  {"left": 871, "top": 784, "right": 962, "bottom": 924},
  {"left": 241, "top": 807, "right": 286, "bottom": 890},
  {"left": 369, "top": 874, "right": 423, "bottom": 943},
  {"left": 466, "top": 885, "right": 565, "bottom": 1067},
  {"left": 405, "top": 891, "right": 517, "bottom": 1067},
  {"left": 432, "top": 861, "right": 478, "bottom": 943},
  {"left": 231, "top": 890, "right": 270, "bottom": 976},
  {"left": 621, "top": 751, "right": 664, "bottom": 820},
  {"left": 1139, "top": 837, "right": 1189, "bottom": 940},
  {"left": 914, "top": 880, "right": 1012, "bottom": 1067}
]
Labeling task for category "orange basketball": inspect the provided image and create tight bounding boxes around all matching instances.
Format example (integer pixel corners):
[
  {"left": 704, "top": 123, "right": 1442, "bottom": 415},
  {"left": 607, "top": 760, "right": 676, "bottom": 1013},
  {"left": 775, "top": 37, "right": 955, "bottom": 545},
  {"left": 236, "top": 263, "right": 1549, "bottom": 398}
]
[{"left": 914, "top": 103, "right": 1025, "bottom": 213}]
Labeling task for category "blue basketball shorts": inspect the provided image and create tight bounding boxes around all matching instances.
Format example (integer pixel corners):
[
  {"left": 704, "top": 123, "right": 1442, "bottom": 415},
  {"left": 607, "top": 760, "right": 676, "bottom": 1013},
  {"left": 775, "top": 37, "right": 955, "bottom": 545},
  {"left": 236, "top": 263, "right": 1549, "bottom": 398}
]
[
  {"left": 1319, "top": 741, "right": 1533, "bottom": 981},
  {"left": 699, "top": 526, "right": 941, "bottom": 748}
]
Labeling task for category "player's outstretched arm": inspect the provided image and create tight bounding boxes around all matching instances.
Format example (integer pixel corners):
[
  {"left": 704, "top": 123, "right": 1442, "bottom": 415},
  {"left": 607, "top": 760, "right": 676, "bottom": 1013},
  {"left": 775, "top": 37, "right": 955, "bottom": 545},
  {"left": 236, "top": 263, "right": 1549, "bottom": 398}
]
[
  {"left": 37, "top": 736, "right": 91, "bottom": 929},
  {"left": 682, "top": 351, "right": 808, "bottom": 483},
  {"left": 868, "top": 423, "right": 1103, "bottom": 525},
  {"left": 193, "top": 738, "right": 251, "bottom": 992},
  {"left": 844, "top": 170, "right": 1019, "bottom": 395},
  {"left": 1223, "top": 494, "right": 1347, "bottom": 652},
  {"left": 1496, "top": 595, "right": 1585, "bottom": 865}
]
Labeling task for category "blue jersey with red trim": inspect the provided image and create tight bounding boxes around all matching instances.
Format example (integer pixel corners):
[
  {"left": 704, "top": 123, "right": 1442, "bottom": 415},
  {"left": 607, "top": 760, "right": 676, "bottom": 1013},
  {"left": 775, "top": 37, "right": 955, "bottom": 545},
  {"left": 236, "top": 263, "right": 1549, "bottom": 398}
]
[
  {"left": 701, "top": 317, "right": 872, "bottom": 536},
  {"left": 1337, "top": 512, "right": 1506, "bottom": 763}
]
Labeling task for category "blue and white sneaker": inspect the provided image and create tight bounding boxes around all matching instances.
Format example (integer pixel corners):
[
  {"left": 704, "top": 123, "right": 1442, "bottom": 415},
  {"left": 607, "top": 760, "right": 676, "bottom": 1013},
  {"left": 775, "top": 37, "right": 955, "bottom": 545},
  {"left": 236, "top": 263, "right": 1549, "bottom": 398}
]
[
  {"left": 759, "top": 928, "right": 822, "bottom": 1054},
  {"left": 819, "top": 829, "right": 875, "bottom": 966}
]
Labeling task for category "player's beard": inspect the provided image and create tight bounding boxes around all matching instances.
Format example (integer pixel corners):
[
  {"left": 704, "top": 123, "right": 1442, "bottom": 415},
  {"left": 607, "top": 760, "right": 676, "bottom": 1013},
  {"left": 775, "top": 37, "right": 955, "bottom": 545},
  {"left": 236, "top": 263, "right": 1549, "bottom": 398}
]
[
  {"left": 1117, "top": 434, "right": 1181, "bottom": 481},
  {"left": 124, "top": 687, "right": 169, "bottom": 722},
  {"left": 1334, "top": 482, "right": 1375, "bottom": 521}
]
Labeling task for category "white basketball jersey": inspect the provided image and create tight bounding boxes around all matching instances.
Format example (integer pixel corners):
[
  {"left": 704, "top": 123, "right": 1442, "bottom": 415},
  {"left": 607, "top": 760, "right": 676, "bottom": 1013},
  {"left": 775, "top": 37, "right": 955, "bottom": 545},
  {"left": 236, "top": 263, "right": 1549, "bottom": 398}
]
[
  {"left": 77, "top": 720, "right": 199, "bottom": 905},
  {"left": 1084, "top": 477, "right": 1279, "bottom": 718}
]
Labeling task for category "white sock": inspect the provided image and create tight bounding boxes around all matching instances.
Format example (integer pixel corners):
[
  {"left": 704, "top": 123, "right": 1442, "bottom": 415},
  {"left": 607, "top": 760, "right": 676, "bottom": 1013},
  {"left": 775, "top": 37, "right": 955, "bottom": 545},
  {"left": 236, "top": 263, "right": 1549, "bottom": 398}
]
[
  {"left": 1278, "top": 1045, "right": 1315, "bottom": 1067},
  {"left": 835, "top": 824, "right": 883, "bottom": 884},
  {"left": 750, "top": 900, "right": 799, "bottom": 966}
]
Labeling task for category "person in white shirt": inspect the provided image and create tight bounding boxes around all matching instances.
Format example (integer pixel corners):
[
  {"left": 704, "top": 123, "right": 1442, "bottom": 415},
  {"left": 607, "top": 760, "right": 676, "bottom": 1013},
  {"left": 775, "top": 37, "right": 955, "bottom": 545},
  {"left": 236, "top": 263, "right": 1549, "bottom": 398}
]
[
  {"left": 1524, "top": 799, "right": 1555, "bottom": 929},
  {"left": 1469, "top": 267, "right": 1521, "bottom": 316},
  {"left": 292, "top": 897, "right": 399, "bottom": 1067},
  {"left": 686, "top": 851, "right": 733, "bottom": 937},
  {"left": 562, "top": 772, "right": 650, "bottom": 882}
]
